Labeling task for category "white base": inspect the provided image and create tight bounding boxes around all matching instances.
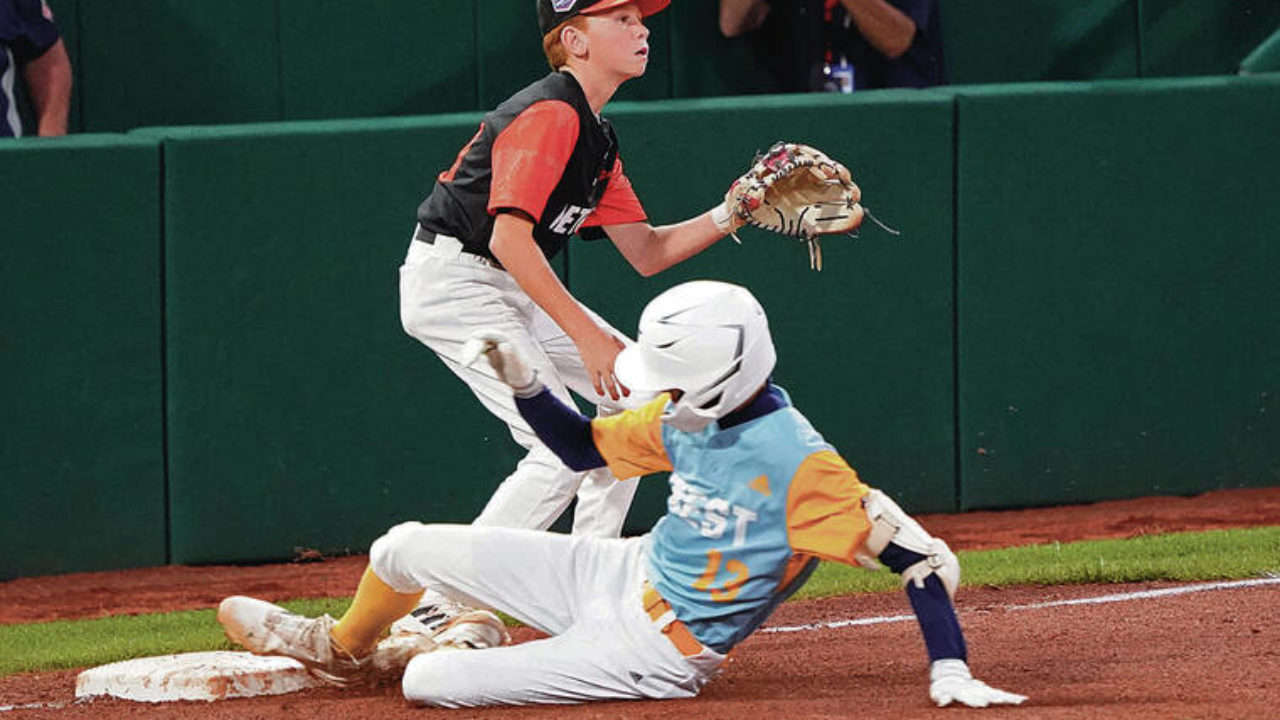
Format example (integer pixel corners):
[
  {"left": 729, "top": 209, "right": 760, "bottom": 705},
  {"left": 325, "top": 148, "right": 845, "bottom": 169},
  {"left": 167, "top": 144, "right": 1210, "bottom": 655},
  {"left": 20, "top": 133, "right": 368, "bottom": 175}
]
[{"left": 75, "top": 651, "right": 317, "bottom": 703}]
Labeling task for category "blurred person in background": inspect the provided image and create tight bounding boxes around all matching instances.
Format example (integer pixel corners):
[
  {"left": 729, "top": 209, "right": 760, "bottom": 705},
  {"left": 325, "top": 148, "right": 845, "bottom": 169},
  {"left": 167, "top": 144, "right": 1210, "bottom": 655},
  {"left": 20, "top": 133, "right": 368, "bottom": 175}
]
[
  {"left": 719, "top": 0, "right": 945, "bottom": 92},
  {"left": 1, "top": 0, "right": 71, "bottom": 137}
]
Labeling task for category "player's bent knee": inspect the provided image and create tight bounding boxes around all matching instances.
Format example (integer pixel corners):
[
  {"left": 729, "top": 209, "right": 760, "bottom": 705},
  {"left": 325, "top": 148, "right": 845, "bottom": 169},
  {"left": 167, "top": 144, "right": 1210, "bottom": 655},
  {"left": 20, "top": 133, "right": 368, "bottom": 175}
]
[
  {"left": 369, "top": 521, "right": 445, "bottom": 594},
  {"left": 859, "top": 489, "right": 961, "bottom": 598}
]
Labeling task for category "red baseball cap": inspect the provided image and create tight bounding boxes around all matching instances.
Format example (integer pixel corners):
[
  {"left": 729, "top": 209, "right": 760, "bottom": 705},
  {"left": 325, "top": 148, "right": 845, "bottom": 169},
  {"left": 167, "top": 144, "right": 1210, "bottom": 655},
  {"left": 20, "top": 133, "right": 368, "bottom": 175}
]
[{"left": 537, "top": 0, "right": 671, "bottom": 35}]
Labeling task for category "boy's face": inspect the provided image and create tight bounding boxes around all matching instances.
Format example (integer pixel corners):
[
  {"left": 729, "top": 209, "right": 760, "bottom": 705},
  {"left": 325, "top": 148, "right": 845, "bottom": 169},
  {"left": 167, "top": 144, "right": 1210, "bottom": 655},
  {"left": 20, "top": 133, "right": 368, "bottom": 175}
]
[{"left": 579, "top": 4, "right": 651, "bottom": 78}]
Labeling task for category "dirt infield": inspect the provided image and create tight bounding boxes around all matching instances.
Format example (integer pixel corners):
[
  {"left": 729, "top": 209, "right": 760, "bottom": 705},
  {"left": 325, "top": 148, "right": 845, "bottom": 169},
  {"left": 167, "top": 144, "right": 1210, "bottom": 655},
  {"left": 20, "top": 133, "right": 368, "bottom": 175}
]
[{"left": 2, "top": 486, "right": 1279, "bottom": 719}]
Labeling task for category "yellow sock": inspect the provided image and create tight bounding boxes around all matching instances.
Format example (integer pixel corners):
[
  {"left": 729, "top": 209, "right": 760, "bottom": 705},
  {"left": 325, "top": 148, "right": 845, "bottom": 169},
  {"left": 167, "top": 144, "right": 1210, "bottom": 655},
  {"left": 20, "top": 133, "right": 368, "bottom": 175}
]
[{"left": 331, "top": 567, "right": 423, "bottom": 657}]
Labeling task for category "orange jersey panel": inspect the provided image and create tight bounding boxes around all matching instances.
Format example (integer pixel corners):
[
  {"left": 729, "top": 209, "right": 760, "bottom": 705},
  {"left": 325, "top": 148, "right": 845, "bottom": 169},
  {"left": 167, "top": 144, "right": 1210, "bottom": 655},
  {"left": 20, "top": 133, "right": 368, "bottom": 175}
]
[
  {"left": 488, "top": 100, "right": 580, "bottom": 221},
  {"left": 590, "top": 393, "right": 673, "bottom": 480},
  {"left": 785, "top": 450, "right": 873, "bottom": 564},
  {"left": 581, "top": 157, "right": 647, "bottom": 227}
]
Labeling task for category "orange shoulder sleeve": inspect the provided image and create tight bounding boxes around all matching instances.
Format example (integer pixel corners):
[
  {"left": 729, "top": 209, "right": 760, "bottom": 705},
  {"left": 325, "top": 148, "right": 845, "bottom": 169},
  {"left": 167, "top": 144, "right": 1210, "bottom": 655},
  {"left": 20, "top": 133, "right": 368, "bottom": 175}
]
[
  {"left": 581, "top": 157, "right": 647, "bottom": 227},
  {"left": 590, "top": 394, "right": 673, "bottom": 480},
  {"left": 489, "top": 100, "right": 580, "bottom": 221},
  {"left": 785, "top": 451, "right": 873, "bottom": 564}
]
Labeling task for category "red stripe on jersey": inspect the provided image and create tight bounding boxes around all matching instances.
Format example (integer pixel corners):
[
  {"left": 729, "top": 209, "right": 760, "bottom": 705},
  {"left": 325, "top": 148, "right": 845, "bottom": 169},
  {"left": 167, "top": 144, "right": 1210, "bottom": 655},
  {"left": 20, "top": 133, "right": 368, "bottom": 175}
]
[
  {"left": 439, "top": 124, "right": 486, "bottom": 184},
  {"left": 489, "top": 100, "right": 580, "bottom": 221},
  {"left": 581, "top": 157, "right": 648, "bottom": 228}
]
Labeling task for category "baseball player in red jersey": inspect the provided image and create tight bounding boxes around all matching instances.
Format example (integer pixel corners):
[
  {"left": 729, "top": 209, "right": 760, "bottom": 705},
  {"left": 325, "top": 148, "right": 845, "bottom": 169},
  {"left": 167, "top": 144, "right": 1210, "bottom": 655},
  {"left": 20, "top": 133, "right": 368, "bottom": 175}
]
[
  {"left": 217, "top": 281, "right": 1028, "bottom": 708},
  {"left": 394, "top": 0, "right": 748, "bottom": 632}
]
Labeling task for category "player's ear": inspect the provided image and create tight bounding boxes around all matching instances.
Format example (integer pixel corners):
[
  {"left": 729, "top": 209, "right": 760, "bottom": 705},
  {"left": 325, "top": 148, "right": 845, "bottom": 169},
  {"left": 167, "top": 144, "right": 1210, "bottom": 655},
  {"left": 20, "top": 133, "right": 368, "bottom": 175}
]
[{"left": 561, "top": 23, "right": 589, "bottom": 59}]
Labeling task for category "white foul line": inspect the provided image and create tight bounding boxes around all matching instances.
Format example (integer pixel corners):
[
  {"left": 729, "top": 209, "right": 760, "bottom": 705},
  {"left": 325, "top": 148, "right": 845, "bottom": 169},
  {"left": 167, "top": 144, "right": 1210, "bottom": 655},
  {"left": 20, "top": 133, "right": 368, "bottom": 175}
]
[
  {"left": 0, "top": 702, "right": 70, "bottom": 712},
  {"left": 760, "top": 577, "right": 1280, "bottom": 635}
]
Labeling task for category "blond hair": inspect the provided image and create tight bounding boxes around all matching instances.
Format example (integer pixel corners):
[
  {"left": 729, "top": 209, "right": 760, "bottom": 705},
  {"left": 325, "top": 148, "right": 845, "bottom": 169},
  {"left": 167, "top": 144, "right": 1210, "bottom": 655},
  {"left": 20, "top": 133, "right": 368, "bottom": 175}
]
[{"left": 542, "top": 15, "right": 592, "bottom": 70}]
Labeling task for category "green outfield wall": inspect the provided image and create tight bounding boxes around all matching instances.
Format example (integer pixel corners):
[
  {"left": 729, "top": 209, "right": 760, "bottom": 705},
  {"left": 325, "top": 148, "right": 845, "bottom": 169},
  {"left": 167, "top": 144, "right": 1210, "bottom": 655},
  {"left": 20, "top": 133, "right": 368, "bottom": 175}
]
[
  {"left": 143, "top": 117, "right": 535, "bottom": 564},
  {"left": 2, "top": 75, "right": 1277, "bottom": 576},
  {"left": 585, "top": 91, "right": 958, "bottom": 520},
  {"left": 944, "top": 0, "right": 1142, "bottom": 83},
  {"left": 1139, "top": 0, "right": 1280, "bottom": 78},
  {"left": 13, "top": 0, "right": 1279, "bottom": 135},
  {"left": 954, "top": 76, "right": 1280, "bottom": 509},
  {"left": 0, "top": 136, "right": 166, "bottom": 580},
  {"left": 1241, "top": 25, "right": 1280, "bottom": 75}
]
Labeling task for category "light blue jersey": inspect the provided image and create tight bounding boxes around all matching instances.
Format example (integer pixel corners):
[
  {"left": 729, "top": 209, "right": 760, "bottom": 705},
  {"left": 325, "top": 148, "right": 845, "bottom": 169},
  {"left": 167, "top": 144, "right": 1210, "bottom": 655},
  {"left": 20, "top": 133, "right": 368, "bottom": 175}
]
[
  {"left": 640, "top": 388, "right": 862, "bottom": 653},
  {"left": 590, "top": 384, "right": 874, "bottom": 654}
]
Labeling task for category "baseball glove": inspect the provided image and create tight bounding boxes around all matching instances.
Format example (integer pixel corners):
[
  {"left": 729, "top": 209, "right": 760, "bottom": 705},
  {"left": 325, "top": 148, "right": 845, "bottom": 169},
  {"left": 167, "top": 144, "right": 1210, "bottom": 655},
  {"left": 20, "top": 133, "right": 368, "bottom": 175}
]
[{"left": 725, "top": 142, "right": 865, "bottom": 271}]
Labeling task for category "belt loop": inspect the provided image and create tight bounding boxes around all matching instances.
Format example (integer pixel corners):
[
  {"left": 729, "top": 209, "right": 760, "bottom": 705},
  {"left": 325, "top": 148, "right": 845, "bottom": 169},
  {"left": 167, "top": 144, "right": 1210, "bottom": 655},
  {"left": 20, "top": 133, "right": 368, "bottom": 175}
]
[{"left": 412, "top": 225, "right": 436, "bottom": 244}]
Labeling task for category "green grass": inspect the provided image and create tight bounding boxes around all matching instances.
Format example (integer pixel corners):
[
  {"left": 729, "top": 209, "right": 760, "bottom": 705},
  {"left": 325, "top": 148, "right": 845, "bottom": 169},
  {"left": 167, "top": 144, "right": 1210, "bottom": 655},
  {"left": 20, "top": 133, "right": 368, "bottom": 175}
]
[
  {"left": 2, "top": 527, "right": 1277, "bottom": 678},
  {"left": 796, "top": 526, "right": 1280, "bottom": 599},
  {"left": 0, "top": 598, "right": 353, "bottom": 678}
]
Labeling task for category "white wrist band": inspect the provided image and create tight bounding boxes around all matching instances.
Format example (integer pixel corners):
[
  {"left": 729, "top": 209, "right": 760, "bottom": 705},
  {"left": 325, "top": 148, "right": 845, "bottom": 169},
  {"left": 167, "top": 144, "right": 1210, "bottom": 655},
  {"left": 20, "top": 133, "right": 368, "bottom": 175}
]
[
  {"left": 512, "top": 373, "right": 545, "bottom": 399},
  {"left": 710, "top": 202, "right": 735, "bottom": 234}
]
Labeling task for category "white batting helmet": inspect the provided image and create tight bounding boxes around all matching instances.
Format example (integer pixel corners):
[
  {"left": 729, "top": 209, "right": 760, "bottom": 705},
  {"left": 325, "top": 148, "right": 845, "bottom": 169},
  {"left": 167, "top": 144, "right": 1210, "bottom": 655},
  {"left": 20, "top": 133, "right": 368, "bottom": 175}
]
[{"left": 614, "top": 280, "right": 776, "bottom": 432}]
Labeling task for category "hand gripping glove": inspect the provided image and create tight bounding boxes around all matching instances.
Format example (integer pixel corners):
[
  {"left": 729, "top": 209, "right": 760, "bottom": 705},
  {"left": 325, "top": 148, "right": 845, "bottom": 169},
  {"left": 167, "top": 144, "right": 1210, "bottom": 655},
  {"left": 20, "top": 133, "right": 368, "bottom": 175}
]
[
  {"left": 460, "top": 330, "right": 543, "bottom": 398},
  {"left": 929, "top": 659, "right": 1028, "bottom": 708},
  {"left": 724, "top": 142, "right": 865, "bottom": 271}
]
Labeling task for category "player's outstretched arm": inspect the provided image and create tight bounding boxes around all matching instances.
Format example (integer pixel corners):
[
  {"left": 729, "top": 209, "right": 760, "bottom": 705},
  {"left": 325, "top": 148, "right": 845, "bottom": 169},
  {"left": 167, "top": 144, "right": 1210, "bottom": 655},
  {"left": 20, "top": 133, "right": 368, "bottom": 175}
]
[
  {"left": 461, "top": 332, "right": 607, "bottom": 472},
  {"left": 789, "top": 463, "right": 1027, "bottom": 709},
  {"left": 857, "top": 490, "right": 1028, "bottom": 708},
  {"left": 603, "top": 208, "right": 736, "bottom": 278}
]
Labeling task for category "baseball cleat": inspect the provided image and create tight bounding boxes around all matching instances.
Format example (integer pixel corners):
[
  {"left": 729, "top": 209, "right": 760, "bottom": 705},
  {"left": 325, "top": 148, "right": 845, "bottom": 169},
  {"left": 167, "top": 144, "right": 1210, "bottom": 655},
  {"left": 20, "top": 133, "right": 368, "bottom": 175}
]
[
  {"left": 431, "top": 609, "right": 510, "bottom": 651},
  {"left": 368, "top": 631, "right": 438, "bottom": 679},
  {"left": 389, "top": 595, "right": 470, "bottom": 636},
  {"left": 217, "top": 595, "right": 365, "bottom": 687},
  {"left": 369, "top": 609, "right": 510, "bottom": 679}
]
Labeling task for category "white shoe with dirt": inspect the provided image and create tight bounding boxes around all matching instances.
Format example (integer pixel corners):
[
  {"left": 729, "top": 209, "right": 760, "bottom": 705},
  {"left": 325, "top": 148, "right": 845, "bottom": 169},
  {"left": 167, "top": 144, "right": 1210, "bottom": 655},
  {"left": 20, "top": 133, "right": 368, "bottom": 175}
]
[
  {"left": 370, "top": 609, "right": 510, "bottom": 678},
  {"left": 389, "top": 594, "right": 469, "bottom": 637},
  {"left": 217, "top": 595, "right": 366, "bottom": 687}
]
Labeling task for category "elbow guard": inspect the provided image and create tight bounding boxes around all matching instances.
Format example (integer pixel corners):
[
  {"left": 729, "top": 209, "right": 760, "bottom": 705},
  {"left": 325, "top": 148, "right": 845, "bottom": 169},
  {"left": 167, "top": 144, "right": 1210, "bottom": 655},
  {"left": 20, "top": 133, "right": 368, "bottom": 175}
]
[{"left": 857, "top": 489, "right": 961, "bottom": 599}]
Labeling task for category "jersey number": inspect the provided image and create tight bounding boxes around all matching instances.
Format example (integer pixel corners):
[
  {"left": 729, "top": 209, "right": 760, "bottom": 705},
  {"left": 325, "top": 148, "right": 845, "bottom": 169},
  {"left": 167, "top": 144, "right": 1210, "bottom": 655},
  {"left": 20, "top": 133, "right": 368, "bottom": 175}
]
[{"left": 692, "top": 550, "right": 750, "bottom": 602}]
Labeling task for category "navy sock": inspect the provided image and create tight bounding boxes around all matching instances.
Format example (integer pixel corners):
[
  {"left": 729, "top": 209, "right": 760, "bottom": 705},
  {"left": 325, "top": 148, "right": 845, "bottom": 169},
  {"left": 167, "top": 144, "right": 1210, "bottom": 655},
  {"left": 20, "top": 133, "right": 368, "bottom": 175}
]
[{"left": 879, "top": 542, "right": 968, "bottom": 663}]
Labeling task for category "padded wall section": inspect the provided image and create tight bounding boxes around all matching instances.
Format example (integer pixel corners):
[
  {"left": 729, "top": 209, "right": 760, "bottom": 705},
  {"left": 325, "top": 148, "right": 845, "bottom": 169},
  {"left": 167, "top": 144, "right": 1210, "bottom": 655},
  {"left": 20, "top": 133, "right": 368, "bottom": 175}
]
[
  {"left": 476, "top": 0, "right": 543, "bottom": 108},
  {"left": 1241, "top": 25, "right": 1280, "bottom": 74},
  {"left": 158, "top": 118, "right": 528, "bottom": 563},
  {"left": 943, "top": 0, "right": 1139, "bottom": 84},
  {"left": 0, "top": 136, "right": 165, "bottom": 579},
  {"left": 77, "top": 0, "right": 281, "bottom": 131},
  {"left": 956, "top": 77, "right": 1280, "bottom": 509},
  {"left": 1140, "top": 0, "right": 1280, "bottom": 77},
  {"left": 570, "top": 92, "right": 957, "bottom": 526},
  {"left": 279, "top": 0, "right": 476, "bottom": 120}
]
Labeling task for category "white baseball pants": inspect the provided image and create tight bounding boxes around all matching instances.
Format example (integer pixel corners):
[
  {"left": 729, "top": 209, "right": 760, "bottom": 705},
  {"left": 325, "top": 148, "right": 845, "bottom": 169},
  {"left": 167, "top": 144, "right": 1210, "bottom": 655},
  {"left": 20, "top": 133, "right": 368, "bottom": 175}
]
[
  {"left": 370, "top": 523, "right": 725, "bottom": 706},
  {"left": 398, "top": 232, "right": 641, "bottom": 537}
]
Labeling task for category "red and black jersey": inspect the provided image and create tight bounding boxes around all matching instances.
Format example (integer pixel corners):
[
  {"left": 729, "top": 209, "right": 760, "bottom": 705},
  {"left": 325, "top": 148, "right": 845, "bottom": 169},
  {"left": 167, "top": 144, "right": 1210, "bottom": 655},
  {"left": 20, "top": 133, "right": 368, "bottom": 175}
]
[{"left": 417, "top": 71, "right": 647, "bottom": 263}]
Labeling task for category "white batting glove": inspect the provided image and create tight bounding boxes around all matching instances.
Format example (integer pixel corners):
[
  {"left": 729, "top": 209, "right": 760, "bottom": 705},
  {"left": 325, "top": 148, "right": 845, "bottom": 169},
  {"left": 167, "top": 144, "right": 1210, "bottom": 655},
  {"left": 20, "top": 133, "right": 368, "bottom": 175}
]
[
  {"left": 929, "top": 659, "right": 1028, "bottom": 708},
  {"left": 460, "top": 330, "right": 542, "bottom": 398}
]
